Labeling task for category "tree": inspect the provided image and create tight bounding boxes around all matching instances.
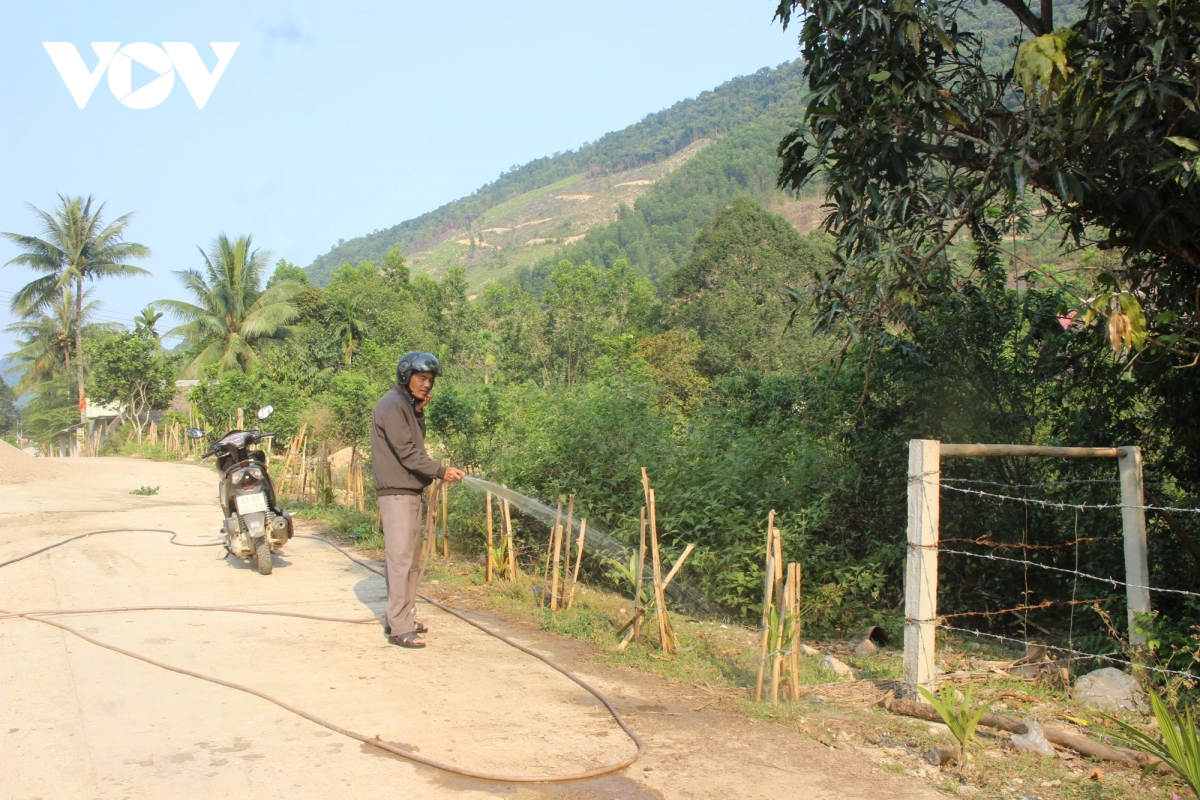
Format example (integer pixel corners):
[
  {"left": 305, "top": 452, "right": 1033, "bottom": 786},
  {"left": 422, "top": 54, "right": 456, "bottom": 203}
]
[
  {"left": 0, "top": 376, "right": 18, "bottom": 438},
  {"left": 542, "top": 259, "right": 658, "bottom": 384},
  {"left": 159, "top": 234, "right": 304, "bottom": 376},
  {"left": 2, "top": 195, "right": 150, "bottom": 444},
  {"left": 4, "top": 287, "right": 115, "bottom": 395},
  {"left": 773, "top": 0, "right": 1200, "bottom": 362},
  {"left": 663, "top": 196, "right": 832, "bottom": 375},
  {"left": 133, "top": 306, "right": 163, "bottom": 336},
  {"left": 86, "top": 330, "right": 176, "bottom": 427},
  {"left": 266, "top": 258, "right": 309, "bottom": 289},
  {"left": 329, "top": 295, "right": 369, "bottom": 365}
]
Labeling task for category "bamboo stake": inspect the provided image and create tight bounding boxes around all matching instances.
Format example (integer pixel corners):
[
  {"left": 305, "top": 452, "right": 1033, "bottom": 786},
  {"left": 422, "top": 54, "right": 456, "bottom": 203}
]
[
  {"left": 236, "top": 407, "right": 244, "bottom": 429},
  {"left": 787, "top": 562, "right": 802, "bottom": 701},
  {"left": 423, "top": 481, "right": 439, "bottom": 559},
  {"left": 567, "top": 519, "right": 587, "bottom": 609},
  {"left": 543, "top": 500, "right": 561, "bottom": 578},
  {"left": 299, "top": 442, "right": 310, "bottom": 502},
  {"left": 278, "top": 427, "right": 298, "bottom": 496},
  {"left": 662, "top": 542, "right": 695, "bottom": 587},
  {"left": 485, "top": 491, "right": 495, "bottom": 582},
  {"left": 617, "top": 538, "right": 692, "bottom": 647},
  {"left": 565, "top": 493, "right": 575, "bottom": 578},
  {"left": 550, "top": 520, "right": 565, "bottom": 611},
  {"left": 755, "top": 510, "right": 777, "bottom": 702},
  {"left": 501, "top": 489, "right": 516, "bottom": 579},
  {"left": 633, "top": 506, "right": 647, "bottom": 643},
  {"left": 771, "top": 554, "right": 789, "bottom": 703},
  {"left": 647, "top": 487, "right": 672, "bottom": 652},
  {"left": 441, "top": 480, "right": 449, "bottom": 557},
  {"left": 541, "top": 500, "right": 562, "bottom": 608},
  {"left": 352, "top": 455, "right": 362, "bottom": 513}
]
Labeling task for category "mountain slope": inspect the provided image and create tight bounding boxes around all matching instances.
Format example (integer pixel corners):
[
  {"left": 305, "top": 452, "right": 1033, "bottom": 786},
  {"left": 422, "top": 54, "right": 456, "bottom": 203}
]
[{"left": 306, "top": 61, "right": 809, "bottom": 286}]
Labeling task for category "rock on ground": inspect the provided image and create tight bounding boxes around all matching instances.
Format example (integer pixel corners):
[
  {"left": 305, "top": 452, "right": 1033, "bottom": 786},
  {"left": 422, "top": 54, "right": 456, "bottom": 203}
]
[{"left": 822, "top": 654, "right": 856, "bottom": 678}]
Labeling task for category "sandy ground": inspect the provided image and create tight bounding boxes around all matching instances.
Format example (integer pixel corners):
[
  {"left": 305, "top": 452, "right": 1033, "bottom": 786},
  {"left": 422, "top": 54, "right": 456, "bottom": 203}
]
[{"left": 0, "top": 453, "right": 944, "bottom": 799}]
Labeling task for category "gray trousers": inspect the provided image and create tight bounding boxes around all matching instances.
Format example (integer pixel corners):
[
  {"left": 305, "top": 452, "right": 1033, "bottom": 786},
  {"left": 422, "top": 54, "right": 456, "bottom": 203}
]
[{"left": 379, "top": 494, "right": 423, "bottom": 635}]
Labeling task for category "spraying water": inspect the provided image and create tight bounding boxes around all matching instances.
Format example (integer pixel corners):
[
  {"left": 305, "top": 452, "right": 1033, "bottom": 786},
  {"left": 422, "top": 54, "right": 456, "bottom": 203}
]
[{"left": 461, "top": 476, "right": 720, "bottom": 617}]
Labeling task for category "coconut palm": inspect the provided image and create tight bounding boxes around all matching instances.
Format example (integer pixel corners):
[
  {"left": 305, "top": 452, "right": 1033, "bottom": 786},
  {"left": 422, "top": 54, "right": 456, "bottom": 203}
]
[
  {"left": 133, "top": 306, "right": 163, "bottom": 336},
  {"left": 330, "top": 295, "right": 369, "bottom": 365},
  {"left": 2, "top": 195, "right": 151, "bottom": 441},
  {"left": 158, "top": 234, "right": 303, "bottom": 376},
  {"left": 4, "top": 287, "right": 118, "bottom": 395}
]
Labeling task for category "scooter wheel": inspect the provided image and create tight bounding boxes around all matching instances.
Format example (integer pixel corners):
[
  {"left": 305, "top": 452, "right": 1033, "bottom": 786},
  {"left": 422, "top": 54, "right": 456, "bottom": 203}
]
[{"left": 253, "top": 536, "right": 273, "bottom": 575}]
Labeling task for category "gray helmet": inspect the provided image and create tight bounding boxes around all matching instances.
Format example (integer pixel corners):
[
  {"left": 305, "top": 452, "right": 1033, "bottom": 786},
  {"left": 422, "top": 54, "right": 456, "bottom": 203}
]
[{"left": 397, "top": 352, "right": 441, "bottom": 385}]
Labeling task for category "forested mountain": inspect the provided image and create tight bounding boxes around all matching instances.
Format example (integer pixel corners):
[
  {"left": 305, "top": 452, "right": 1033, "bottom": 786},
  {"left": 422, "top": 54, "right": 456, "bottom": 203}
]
[
  {"left": 305, "top": 61, "right": 814, "bottom": 287},
  {"left": 305, "top": 1, "right": 1085, "bottom": 290}
]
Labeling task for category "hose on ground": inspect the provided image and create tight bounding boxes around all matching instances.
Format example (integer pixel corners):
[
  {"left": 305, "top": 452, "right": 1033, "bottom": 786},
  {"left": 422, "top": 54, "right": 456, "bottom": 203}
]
[{"left": 0, "top": 528, "right": 643, "bottom": 783}]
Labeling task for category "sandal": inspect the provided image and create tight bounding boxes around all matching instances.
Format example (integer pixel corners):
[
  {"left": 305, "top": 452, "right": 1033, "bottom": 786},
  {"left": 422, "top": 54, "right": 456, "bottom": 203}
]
[
  {"left": 384, "top": 621, "right": 428, "bottom": 635},
  {"left": 388, "top": 631, "right": 426, "bottom": 649}
]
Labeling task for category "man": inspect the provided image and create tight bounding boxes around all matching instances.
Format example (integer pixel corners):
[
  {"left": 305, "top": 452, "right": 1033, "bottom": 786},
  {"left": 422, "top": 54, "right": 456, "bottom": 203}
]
[{"left": 371, "top": 352, "right": 464, "bottom": 648}]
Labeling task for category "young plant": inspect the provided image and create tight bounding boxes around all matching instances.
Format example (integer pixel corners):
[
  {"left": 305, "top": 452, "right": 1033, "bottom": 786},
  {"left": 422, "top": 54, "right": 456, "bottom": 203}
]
[
  {"left": 605, "top": 553, "right": 650, "bottom": 607},
  {"left": 916, "top": 683, "right": 989, "bottom": 765},
  {"left": 130, "top": 485, "right": 160, "bottom": 496},
  {"left": 1104, "top": 690, "right": 1200, "bottom": 797},
  {"left": 488, "top": 533, "right": 508, "bottom": 577}
]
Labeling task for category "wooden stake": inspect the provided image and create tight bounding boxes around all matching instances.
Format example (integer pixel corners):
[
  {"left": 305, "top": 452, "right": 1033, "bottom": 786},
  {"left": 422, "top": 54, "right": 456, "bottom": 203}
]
[
  {"left": 543, "top": 500, "right": 561, "bottom": 582},
  {"left": 567, "top": 519, "right": 587, "bottom": 609},
  {"left": 236, "top": 407, "right": 244, "bottom": 429},
  {"left": 617, "top": 537, "right": 692, "bottom": 650},
  {"left": 501, "top": 489, "right": 516, "bottom": 579},
  {"left": 787, "top": 562, "right": 802, "bottom": 701},
  {"left": 550, "top": 521, "right": 564, "bottom": 611},
  {"left": 634, "top": 506, "right": 647, "bottom": 643},
  {"left": 771, "top": 547, "right": 788, "bottom": 703},
  {"left": 564, "top": 494, "right": 573, "bottom": 599},
  {"left": 647, "top": 487, "right": 672, "bottom": 652},
  {"left": 485, "top": 491, "right": 495, "bottom": 583},
  {"left": 441, "top": 480, "right": 449, "bottom": 557},
  {"left": 357, "top": 460, "right": 365, "bottom": 512},
  {"left": 662, "top": 543, "right": 695, "bottom": 587},
  {"left": 755, "top": 510, "right": 777, "bottom": 702}
]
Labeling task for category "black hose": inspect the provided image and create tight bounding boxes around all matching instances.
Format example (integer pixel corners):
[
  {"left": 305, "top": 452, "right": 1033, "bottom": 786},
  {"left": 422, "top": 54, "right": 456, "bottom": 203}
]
[{"left": 0, "top": 527, "right": 643, "bottom": 783}]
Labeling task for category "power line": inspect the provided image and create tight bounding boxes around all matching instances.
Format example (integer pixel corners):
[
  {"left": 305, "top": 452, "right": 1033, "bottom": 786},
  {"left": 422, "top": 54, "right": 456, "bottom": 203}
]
[{"left": 0, "top": 288, "right": 145, "bottom": 328}]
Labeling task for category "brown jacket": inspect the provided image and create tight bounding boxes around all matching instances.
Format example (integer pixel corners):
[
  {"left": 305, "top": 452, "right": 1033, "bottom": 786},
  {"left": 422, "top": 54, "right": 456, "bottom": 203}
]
[{"left": 371, "top": 384, "right": 445, "bottom": 495}]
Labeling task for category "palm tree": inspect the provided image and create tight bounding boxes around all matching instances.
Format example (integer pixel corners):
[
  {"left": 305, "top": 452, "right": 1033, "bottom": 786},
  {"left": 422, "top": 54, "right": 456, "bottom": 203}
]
[
  {"left": 158, "top": 234, "right": 303, "bottom": 376},
  {"left": 2, "top": 195, "right": 151, "bottom": 443},
  {"left": 4, "top": 287, "right": 117, "bottom": 395},
  {"left": 330, "top": 295, "right": 369, "bottom": 365},
  {"left": 133, "top": 306, "right": 163, "bottom": 335}
]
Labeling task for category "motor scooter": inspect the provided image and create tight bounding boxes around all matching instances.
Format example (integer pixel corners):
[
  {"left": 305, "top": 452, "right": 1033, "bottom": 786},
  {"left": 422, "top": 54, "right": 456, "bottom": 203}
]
[{"left": 187, "top": 406, "right": 293, "bottom": 574}]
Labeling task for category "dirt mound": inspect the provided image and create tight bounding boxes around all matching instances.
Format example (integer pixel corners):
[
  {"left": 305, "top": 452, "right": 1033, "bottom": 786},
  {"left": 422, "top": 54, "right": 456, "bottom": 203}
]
[{"left": 0, "top": 439, "right": 68, "bottom": 485}]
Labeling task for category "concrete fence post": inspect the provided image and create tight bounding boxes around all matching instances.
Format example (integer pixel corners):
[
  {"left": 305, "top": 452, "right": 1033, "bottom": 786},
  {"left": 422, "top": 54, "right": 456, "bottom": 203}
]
[
  {"left": 904, "top": 439, "right": 941, "bottom": 689},
  {"left": 1118, "top": 446, "right": 1150, "bottom": 647}
]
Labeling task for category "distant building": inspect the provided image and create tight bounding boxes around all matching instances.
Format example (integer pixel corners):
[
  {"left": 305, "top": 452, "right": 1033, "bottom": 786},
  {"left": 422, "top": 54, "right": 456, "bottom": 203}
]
[{"left": 171, "top": 380, "right": 200, "bottom": 415}]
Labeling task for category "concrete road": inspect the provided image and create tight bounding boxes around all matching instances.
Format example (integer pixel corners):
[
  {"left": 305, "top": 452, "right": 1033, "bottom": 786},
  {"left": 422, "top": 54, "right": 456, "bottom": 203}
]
[{"left": 1, "top": 455, "right": 944, "bottom": 799}]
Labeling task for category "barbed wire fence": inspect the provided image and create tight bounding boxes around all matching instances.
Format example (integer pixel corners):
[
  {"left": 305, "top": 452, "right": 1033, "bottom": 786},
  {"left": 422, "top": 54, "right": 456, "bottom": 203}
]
[{"left": 903, "top": 440, "right": 1200, "bottom": 691}]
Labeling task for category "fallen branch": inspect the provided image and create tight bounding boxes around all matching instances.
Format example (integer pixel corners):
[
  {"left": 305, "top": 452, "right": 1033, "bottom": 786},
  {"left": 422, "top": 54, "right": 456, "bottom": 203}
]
[{"left": 883, "top": 696, "right": 1165, "bottom": 769}]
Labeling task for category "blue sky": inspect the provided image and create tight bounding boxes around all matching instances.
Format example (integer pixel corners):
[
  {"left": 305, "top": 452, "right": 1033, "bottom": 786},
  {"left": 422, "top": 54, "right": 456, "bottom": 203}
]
[{"left": 0, "top": 1, "right": 800, "bottom": 354}]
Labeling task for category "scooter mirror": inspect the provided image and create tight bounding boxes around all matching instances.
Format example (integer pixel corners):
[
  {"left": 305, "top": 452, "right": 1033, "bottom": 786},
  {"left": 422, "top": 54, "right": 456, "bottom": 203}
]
[
  {"left": 257, "top": 405, "right": 274, "bottom": 420},
  {"left": 185, "top": 427, "right": 206, "bottom": 439}
]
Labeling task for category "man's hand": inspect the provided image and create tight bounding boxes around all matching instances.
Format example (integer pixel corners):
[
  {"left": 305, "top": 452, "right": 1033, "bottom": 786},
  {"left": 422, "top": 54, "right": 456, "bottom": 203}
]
[{"left": 443, "top": 467, "right": 466, "bottom": 483}]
